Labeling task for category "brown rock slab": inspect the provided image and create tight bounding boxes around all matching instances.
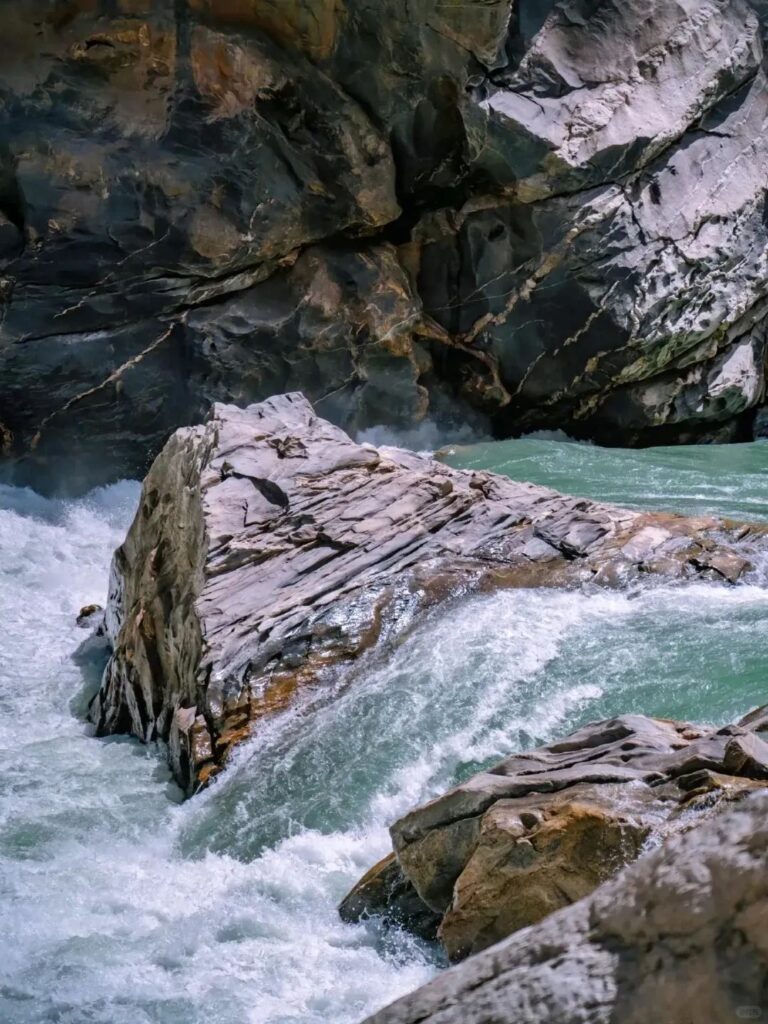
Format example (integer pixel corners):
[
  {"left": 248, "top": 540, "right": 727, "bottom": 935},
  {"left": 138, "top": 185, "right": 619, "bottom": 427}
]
[
  {"left": 345, "top": 707, "right": 768, "bottom": 961},
  {"left": 359, "top": 792, "right": 768, "bottom": 1024},
  {"left": 437, "top": 786, "right": 654, "bottom": 961}
]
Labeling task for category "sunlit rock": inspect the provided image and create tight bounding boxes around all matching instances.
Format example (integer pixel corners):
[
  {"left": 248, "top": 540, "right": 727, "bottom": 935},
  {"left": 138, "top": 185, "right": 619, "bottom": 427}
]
[
  {"left": 360, "top": 791, "right": 768, "bottom": 1024},
  {"left": 345, "top": 709, "right": 768, "bottom": 961},
  {"left": 89, "top": 393, "right": 768, "bottom": 793}
]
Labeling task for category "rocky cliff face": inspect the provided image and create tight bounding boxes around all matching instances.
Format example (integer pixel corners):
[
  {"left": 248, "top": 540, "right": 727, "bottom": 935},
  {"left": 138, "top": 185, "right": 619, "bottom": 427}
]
[
  {"left": 89, "top": 392, "right": 768, "bottom": 793},
  {"left": 342, "top": 707, "right": 768, "bottom": 961},
  {"left": 360, "top": 791, "right": 768, "bottom": 1024},
  {"left": 2, "top": 2, "right": 768, "bottom": 490}
]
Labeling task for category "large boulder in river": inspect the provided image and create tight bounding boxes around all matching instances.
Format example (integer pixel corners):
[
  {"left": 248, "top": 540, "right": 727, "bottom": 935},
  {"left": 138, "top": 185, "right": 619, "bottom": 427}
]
[
  {"left": 3, "top": 2, "right": 768, "bottom": 489},
  {"left": 360, "top": 790, "right": 768, "bottom": 1024},
  {"left": 89, "top": 392, "right": 768, "bottom": 794},
  {"left": 342, "top": 708, "right": 768, "bottom": 960}
]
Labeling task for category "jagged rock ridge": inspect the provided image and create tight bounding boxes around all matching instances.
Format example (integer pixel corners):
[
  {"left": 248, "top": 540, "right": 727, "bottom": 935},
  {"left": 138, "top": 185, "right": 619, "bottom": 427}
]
[
  {"left": 2, "top": 1, "right": 768, "bottom": 489},
  {"left": 342, "top": 707, "right": 768, "bottom": 961},
  {"left": 90, "top": 393, "right": 768, "bottom": 793},
  {"left": 359, "top": 791, "right": 768, "bottom": 1024}
]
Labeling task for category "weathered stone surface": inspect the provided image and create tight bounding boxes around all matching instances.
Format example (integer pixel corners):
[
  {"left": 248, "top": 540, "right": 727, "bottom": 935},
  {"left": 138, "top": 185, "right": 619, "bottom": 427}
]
[
  {"left": 0, "top": 1, "right": 402, "bottom": 489},
  {"left": 338, "top": 853, "right": 442, "bottom": 941},
  {"left": 182, "top": 245, "right": 439, "bottom": 437},
  {"left": 345, "top": 708, "right": 768, "bottom": 961},
  {"left": 3, "top": 2, "right": 768, "bottom": 488},
  {"left": 90, "top": 393, "right": 768, "bottom": 793},
  {"left": 360, "top": 791, "right": 768, "bottom": 1024}
]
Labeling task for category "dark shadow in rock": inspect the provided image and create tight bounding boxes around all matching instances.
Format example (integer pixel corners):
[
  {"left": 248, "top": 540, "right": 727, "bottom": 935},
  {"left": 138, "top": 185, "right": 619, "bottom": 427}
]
[{"left": 69, "top": 614, "right": 110, "bottom": 720}]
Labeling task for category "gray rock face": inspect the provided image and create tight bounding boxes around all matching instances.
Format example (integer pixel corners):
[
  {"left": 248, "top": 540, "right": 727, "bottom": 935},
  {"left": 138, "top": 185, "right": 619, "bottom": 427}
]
[
  {"left": 0, "top": 1, "right": 403, "bottom": 490},
  {"left": 90, "top": 393, "right": 768, "bottom": 793},
  {"left": 3, "top": 2, "right": 768, "bottom": 489},
  {"left": 360, "top": 791, "right": 768, "bottom": 1024},
  {"left": 344, "top": 709, "right": 768, "bottom": 961},
  {"left": 426, "top": 65, "right": 768, "bottom": 442}
]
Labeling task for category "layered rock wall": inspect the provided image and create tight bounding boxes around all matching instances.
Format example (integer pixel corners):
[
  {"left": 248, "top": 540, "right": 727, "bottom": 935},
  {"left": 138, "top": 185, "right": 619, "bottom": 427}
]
[{"left": 3, "top": 2, "right": 768, "bottom": 488}]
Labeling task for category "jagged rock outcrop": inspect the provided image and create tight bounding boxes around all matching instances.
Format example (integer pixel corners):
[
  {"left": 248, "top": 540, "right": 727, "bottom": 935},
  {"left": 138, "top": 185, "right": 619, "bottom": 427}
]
[
  {"left": 342, "top": 708, "right": 768, "bottom": 961},
  {"left": 360, "top": 791, "right": 768, "bottom": 1024},
  {"left": 90, "top": 392, "right": 768, "bottom": 793},
  {"left": 3, "top": 2, "right": 768, "bottom": 490}
]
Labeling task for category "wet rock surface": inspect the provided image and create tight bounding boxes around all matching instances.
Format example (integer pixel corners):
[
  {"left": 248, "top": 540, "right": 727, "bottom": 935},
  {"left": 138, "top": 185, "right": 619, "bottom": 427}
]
[
  {"left": 4, "top": 2, "right": 768, "bottom": 489},
  {"left": 344, "top": 709, "right": 768, "bottom": 961},
  {"left": 360, "top": 791, "right": 768, "bottom": 1024},
  {"left": 338, "top": 853, "right": 442, "bottom": 943},
  {"left": 90, "top": 393, "right": 768, "bottom": 793}
]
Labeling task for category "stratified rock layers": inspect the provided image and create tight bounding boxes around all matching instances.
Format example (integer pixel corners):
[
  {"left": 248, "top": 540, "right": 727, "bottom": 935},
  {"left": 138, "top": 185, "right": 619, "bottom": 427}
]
[
  {"left": 3, "top": 2, "right": 768, "bottom": 488},
  {"left": 90, "top": 393, "right": 767, "bottom": 793},
  {"left": 342, "top": 710, "right": 768, "bottom": 960},
  {"left": 360, "top": 792, "right": 768, "bottom": 1024}
]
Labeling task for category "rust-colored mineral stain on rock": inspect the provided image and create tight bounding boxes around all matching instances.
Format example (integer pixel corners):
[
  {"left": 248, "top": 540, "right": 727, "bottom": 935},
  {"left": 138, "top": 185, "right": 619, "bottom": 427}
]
[
  {"left": 426, "top": 0, "right": 512, "bottom": 66},
  {"left": 188, "top": 206, "right": 243, "bottom": 262},
  {"left": 188, "top": 0, "right": 345, "bottom": 60},
  {"left": 346, "top": 707, "right": 768, "bottom": 963},
  {"left": 190, "top": 25, "right": 278, "bottom": 118},
  {"left": 438, "top": 795, "right": 651, "bottom": 960}
]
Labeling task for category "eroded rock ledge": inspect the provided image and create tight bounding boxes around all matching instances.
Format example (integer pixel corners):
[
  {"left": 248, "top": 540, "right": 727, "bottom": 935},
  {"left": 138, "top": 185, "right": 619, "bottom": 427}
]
[
  {"left": 341, "top": 707, "right": 768, "bottom": 961},
  {"left": 90, "top": 393, "right": 768, "bottom": 793},
  {"left": 359, "top": 791, "right": 768, "bottom": 1024}
]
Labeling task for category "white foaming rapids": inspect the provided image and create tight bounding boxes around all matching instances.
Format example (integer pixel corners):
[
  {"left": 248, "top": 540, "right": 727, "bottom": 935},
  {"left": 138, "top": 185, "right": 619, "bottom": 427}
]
[{"left": 1, "top": 448, "right": 768, "bottom": 1023}]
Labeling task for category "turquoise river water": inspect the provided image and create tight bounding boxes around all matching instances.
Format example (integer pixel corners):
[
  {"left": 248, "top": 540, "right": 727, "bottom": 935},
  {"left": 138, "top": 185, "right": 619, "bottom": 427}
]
[{"left": 0, "top": 437, "right": 767, "bottom": 1024}]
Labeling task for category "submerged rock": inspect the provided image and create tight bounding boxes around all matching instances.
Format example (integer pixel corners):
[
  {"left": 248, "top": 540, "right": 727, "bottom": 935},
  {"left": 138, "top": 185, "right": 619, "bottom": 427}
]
[
  {"left": 344, "top": 709, "right": 768, "bottom": 961},
  {"left": 90, "top": 392, "right": 768, "bottom": 793},
  {"left": 3, "top": 2, "right": 768, "bottom": 488},
  {"left": 76, "top": 604, "right": 104, "bottom": 629},
  {"left": 360, "top": 791, "right": 768, "bottom": 1024}
]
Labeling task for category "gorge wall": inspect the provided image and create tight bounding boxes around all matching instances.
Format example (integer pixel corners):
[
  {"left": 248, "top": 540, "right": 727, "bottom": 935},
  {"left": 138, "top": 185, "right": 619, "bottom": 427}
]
[{"left": 3, "top": 0, "right": 768, "bottom": 490}]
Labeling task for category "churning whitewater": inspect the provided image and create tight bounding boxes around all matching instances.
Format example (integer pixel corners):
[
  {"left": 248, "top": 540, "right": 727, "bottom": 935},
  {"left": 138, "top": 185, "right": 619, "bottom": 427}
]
[{"left": 1, "top": 439, "right": 767, "bottom": 1024}]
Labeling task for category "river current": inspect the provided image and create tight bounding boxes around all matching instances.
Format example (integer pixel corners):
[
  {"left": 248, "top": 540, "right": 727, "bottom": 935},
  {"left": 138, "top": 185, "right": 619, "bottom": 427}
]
[{"left": 1, "top": 438, "right": 767, "bottom": 1024}]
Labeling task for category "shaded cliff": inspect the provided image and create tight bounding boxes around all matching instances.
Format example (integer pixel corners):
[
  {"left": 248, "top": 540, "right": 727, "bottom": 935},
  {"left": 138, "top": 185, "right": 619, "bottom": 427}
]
[{"left": 2, "top": 1, "right": 768, "bottom": 489}]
